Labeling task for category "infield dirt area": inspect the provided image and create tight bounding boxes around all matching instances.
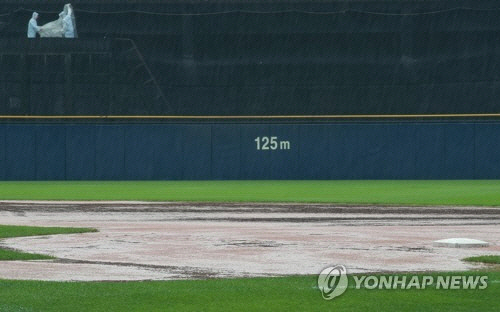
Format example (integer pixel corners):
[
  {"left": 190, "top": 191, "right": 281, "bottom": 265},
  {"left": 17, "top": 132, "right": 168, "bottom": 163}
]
[{"left": 0, "top": 201, "right": 499, "bottom": 281}]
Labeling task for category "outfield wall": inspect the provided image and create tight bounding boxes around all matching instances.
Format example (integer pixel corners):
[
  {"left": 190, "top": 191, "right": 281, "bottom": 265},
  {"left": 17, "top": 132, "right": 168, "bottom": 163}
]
[{"left": 1, "top": 121, "right": 500, "bottom": 180}]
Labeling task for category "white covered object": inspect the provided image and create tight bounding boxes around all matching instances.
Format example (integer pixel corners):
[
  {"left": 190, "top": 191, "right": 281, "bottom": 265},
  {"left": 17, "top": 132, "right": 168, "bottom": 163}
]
[
  {"left": 39, "top": 4, "right": 77, "bottom": 38},
  {"left": 433, "top": 238, "right": 490, "bottom": 248}
]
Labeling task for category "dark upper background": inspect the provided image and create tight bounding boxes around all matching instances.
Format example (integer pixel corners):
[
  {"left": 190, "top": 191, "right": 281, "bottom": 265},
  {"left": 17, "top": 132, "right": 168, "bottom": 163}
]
[{"left": 1, "top": 0, "right": 499, "bottom": 116}]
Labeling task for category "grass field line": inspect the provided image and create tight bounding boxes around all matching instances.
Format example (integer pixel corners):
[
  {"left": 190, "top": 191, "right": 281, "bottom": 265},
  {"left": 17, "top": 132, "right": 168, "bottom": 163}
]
[
  {"left": 0, "top": 273, "right": 498, "bottom": 312},
  {"left": 1, "top": 180, "right": 500, "bottom": 206},
  {"left": 0, "top": 225, "right": 97, "bottom": 261},
  {"left": 0, "top": 200, "right": 168, "bottom": 204},
  {"left": 2, "top": 199, "right": 500, "bottom": 209}
]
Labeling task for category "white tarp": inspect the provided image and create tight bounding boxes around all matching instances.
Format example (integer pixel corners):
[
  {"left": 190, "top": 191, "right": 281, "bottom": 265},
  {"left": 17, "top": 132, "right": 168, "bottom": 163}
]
[{"left": 39, "top": 4, "right": 78, "bottom": 38}]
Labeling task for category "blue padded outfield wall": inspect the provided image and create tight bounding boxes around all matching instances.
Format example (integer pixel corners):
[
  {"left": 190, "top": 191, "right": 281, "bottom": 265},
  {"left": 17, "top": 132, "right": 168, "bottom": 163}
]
[{"left": 0, "top": 121, "right": 500, "bottom": 180}]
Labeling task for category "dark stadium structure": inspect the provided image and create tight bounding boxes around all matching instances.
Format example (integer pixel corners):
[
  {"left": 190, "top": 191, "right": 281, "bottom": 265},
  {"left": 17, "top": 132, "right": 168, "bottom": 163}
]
[
  {"left": 1, "top": 1, "right": 500, "bottom": 180},
  {"left": 1, "top": 0, "right": 500, "bottom": 116}
]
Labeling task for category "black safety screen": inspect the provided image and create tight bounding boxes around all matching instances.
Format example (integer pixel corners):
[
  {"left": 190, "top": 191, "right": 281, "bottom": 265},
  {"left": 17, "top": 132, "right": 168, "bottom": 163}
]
[{"left": 1, "top": 0, "right": 499, "bottom": 116}]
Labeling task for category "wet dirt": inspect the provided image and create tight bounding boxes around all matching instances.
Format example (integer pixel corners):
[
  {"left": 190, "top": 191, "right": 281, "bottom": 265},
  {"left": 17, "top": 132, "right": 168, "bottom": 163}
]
[{"left": 0, "top": 201, "right": 499, "bottom": 281}]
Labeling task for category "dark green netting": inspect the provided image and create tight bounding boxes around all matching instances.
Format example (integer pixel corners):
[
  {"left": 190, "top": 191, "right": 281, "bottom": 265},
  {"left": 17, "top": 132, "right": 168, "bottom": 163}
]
[{"left": 1, "top": 1, "right": 499, "bottom": 115}]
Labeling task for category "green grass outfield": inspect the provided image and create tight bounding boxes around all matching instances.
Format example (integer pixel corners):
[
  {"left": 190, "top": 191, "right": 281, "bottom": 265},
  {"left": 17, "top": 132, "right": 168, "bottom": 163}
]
[
  {"left": 0, "top": 225, "right": 97, "bottom": 260},
  {"left": 463, "top": 255, "right": 500, "bottom": 265},
  {"left": 0, "top": 248, "right": 54, "bottom": 261},
  {"left": 0, "top": 225, "right": 97, "bottom": 240},
  {"left": 0, "top": 271, "right": 498, "bottom": 312},
  {"left": 1, "top": 181, "right": 499, "bottom": 311},
  {"left": 0, "top": 180, "right": 500, "bottom": 205}
]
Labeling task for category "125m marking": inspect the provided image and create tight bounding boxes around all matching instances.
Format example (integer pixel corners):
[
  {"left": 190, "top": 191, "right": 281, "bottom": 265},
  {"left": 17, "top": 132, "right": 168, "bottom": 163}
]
[{"left": 255, "top": 136, "right": 291, "bottom": 150}]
